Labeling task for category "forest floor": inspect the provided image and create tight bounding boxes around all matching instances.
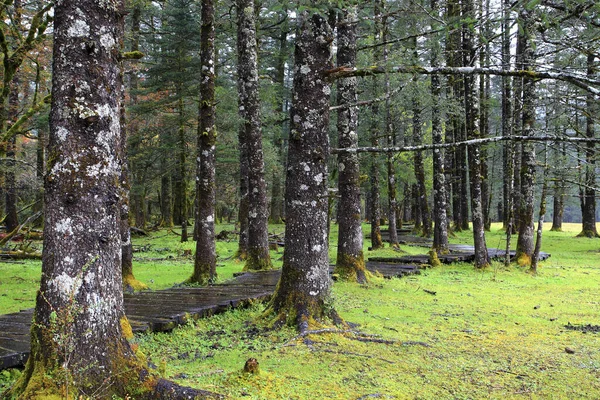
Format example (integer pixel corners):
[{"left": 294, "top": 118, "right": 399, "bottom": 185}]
[{"left": 1, "top": 222, "right": 599, "bottom": 399}]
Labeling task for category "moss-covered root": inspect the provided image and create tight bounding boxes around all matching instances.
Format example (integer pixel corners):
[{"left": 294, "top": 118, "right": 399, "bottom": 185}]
[
  {"left": 234, "top": 248, "right": 248, "bottom": 262},
  {"left": 576, "top": 229, "right": 600, "bottom": 238},
  {"left": 428, "top": 248, "right": 442, "bottom": 268},
  {"left": 264, "top": 292, "right": 345, "bottom": 333},
  {"left": 334, "top": 252, "right": 370, "bottom": 284},
  {"left": 243, "top": 248, "right": 273, "bottom": 272},
  {"left": 123, "top": 273, "right": 149, "bottom": 292}
]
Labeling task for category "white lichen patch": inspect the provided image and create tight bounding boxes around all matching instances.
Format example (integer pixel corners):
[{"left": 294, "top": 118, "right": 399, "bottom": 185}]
[
  {"left": 300, "top": 65, "right": 311, "bottom": 75},
  {"left": 55, "top": 217, "right": 74, "bottom": 235},
  {"left": 50, "top": 272, "right": 81, "bottom": 299},
  {"left": 99, "top": 29, "right": 116, "bottom": 51},
  {"left": 56, "top": 127, "right": 69, "bottom": 142},
  {"left": 68, "top": 19, "right": 90, "bottom": 38},
  {"left": 300, "top": 184, "right": 309, "bottom": 191},
  {"left": 314, "top": 173, "right": 323, "bottom": 184}
]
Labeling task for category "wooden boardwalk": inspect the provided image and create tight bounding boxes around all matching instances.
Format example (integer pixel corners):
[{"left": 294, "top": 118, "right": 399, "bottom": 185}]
[{"left": 0, "top": 262, "right": 420, "bottom": 371}]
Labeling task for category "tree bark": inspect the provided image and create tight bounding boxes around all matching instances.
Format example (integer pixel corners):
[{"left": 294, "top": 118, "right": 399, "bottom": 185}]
[
  {"left": 237, "top": 0, "right": 273, "bottom": 271},
  {"left": 266, "top": 10, "right": 337, "bottom": 331},
  {"left": 334, "top": 6, "right": 367, "bottom": 283},
  {"left": 192, "top": 0, "right": 217, "bottom": 284}
]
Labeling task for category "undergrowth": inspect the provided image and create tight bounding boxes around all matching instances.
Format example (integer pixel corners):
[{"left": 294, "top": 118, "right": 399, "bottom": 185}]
[{"left": 1, "top": 223, "right": 599, "bottom": 398}]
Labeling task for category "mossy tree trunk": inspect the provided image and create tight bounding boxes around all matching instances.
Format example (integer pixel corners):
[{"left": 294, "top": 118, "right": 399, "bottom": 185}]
[
  {"left": 334, "top": 6, "right": 367, "bottom": 283},
  {"left": 192, "top": 0, "right": 217, "bottom": 284},
  {"left": 9, "top": 1, "right": 151, "bottom": 396},
  {"left": 516, "top": 8, "right": 536, "bottom": 265},
  {"left": 237, "top": 0, "right": 273, "bottom": 271},
  {"left": 267, "top": 9, "right": 337, "bottom": 331},
  {"left": 430, "top": 0, "right": 449, "bottom": 254}
]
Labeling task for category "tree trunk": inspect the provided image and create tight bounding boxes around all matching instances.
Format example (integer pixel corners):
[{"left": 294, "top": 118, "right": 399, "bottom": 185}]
[
  {"left": 430, "top": 0, "right": 449, "bottom": 253},
  {"left": 515, "top": 8, "right": 536, "bottom": 266},
  {"left": 160, "top": 171, "right": 173, "bottom": 227},
  {"left": 383, "top": 15, "right": 398, "bottom": 248},
  {"left": 463, "top": 0, "right": 489, "bottom": 268},
  {"left": 237, "top": 0, "right": 273, "bottom": 271},
  {"left": 578, "top": 53, "right": 598, "bottom": 238},
  {"left": 269, "top": 14, "right": 288, "bottom": 225},
  {"left": 501, "top": 0, "right": 513, "bottom": 230},
  {"left": 119, "top": 51, "right": 147, "bottom": 292},
  {"left": 550, "top": 142, "right": 565, "bottom": 231},
  {"left": 479, "top": 0, "right": 491, "bottom": 230},
  {"left": 531, "top": 146, "right": 549, "bottom": 273},
  {"left": 266, "top": 10, "right": 337, "bottom": 331},
  {"left": 369, "top": 0, "right": 384, "bottom": 250},
  {"left": 191, "top": 0, "right": 217, "bottom": 284},
  {"left": 334, "top": 6, "right": 367, "bottom": 283},
  {"left": 172, "top": 97, "right": 187, "bottom": 229},
  {"left": 10, "top": 1, "right": 150, "bottom": 396},
  {"left": 236, "top": 122, "right": 250, "bottom": 260},
  {"left": 4, "top": 73, "right": 20, "bottom": 233}
]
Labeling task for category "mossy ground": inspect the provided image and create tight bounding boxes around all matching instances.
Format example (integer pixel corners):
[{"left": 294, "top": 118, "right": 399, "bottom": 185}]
[{"left": 2, "top": 222, "right": 600, "bottom": 398}]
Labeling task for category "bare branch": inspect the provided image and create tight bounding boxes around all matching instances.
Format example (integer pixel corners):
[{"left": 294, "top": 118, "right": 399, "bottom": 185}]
[
  {"left": 331, "top": 135, "right": 600, "bottom": 155},
  {"left": 325, "top": 66, "right": 600, "bottom": 96}
]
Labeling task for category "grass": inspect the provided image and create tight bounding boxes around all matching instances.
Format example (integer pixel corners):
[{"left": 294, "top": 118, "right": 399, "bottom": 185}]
[{"left": 1, "top": 222, "right": 600, "bottom": 398}]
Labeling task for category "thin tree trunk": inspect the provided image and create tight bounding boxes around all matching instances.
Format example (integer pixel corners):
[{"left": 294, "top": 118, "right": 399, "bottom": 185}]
[
  {"left": 237, "top": 0, "right": 273, "bottom": 271},
  {"left": 531, "top": 146, "right": 549, "bottom": 273},
  {"left": 191, "top": 0, "right": 217, "bottom": 284},
  {"left": 464, "top": 0, "right": 489, "bottom": 268},
  {"left": 515, "top": 8, "right": 536, "bottom": 265},
  {"left": 266, "top": 10, "right": 338, "bottom": 332},
  {"left": 4, "top": 73, "right": 20, "bottom": 232},
  {"left": 335, "top": 6, "right": 367, "bottom": 283},
  {"left": 578, "top": 53, "right": 598, "bottom": 238},
  {"left": 369, "top": 0, "right": 384, "bottom": 250},
  {"left": 430, "top": 0, "right": 448, "bottom": 253},
  {"left": 236, "top": 121, "right": 249, "bottom": 259},
  {"left": 501, "top": 0, "right": 513, "bottom": 230},
  {"left": 383, "top": 14, "right": 398, "bottom": 248}
]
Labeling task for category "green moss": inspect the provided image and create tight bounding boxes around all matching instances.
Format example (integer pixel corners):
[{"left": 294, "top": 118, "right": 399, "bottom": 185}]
[
  {"left": 428, "top": 248, "right": 442, "bottom": 268},
  {"left": 334, "top": 252, "right": 369, "bottom": 283},
  {"left": 516, "top": 252, "right": 532, "bottom": 267},
  {"left": 243, "top": 248, "right": 273, "bottom": 271},
  {"left": 123, "top": 273, "right": 149, "bottom": 292}
]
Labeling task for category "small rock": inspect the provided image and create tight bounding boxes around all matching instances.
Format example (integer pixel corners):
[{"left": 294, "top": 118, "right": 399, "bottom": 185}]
[
  {"left": 565, "top": 347, "right": 576, "bottom": 354},
  {"left": 534, "top": 305, "right": 540, "bottom": 310}
]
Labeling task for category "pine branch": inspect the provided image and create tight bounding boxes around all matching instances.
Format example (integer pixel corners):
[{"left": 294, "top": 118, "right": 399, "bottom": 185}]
[{"left": 0, "top": 94, "right": 50, "bottom": 144}]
